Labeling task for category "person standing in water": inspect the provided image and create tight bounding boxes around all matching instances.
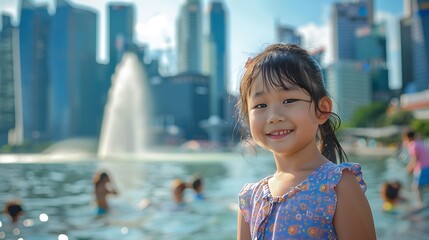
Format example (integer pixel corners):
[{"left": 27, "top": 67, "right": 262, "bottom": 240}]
[
  {"left": 236, "top": 44, "right": 376, "bottom": 239},
  {"left": 402, "top": 129, "right": 429, "bottom": 207},
  {"left": 93, "top": 171, "right": 117, "bottom": 215},
  {"left": 190, "top": 175, "right": 205, "bottom": 200}
]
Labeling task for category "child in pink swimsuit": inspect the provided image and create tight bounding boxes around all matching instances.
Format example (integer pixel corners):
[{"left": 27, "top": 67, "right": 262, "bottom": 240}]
[{"left": 403, "top": 129, "right": 429, "bottom": 206}]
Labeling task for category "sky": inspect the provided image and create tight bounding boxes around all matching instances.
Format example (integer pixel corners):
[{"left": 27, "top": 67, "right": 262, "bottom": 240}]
[{"left": 0, "top": 0, "right": 404, "bottom": 92}]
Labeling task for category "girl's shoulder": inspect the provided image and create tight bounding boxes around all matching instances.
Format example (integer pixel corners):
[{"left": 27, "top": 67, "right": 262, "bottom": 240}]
[
  {"left": 322, "top": 162, "right": 363, "bottom": 173},
  {"left": 321, "top": 162, "right": 366, "bottom": 193},
  {"left": 238, "top": 176, "right": 270, "bottom": 200}
]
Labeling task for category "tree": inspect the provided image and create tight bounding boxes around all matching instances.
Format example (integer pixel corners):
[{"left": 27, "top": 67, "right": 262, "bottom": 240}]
[
  {"left": 384, "top": 110, "right": 414, "bottom": 126},
  {"left": 411, "top": 119, "right": 429, "bottom": 138},
  {"left": 348, "top": 102, "right": 388, "bottom": 128}
]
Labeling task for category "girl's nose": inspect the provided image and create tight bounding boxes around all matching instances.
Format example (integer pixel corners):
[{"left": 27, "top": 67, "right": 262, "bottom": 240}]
[{"left": 267, "top": 107, "right": 285, "bottom": 124}]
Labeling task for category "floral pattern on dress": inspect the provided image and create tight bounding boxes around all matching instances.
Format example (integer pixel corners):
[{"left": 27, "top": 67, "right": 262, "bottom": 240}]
[{"left": 238, "top": 162, "right": 366, "bottom": 240}]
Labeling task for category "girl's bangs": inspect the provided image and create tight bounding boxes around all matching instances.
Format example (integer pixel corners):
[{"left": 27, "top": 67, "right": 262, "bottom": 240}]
[{"left": 259, "top": 54, "right": 301, "bottom": 91}]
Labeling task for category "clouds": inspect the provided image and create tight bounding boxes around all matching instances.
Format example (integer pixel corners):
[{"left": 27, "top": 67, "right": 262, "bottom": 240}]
[
  {"left": 135, "top": 13, "right": 175, "bottom": 50},
  {"left": 297, "top": 22, "right": 332, "bottom": 66}
]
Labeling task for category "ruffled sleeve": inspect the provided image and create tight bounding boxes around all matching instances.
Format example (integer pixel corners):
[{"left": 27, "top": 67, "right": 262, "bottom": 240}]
[
  {"left": 238, "top": 183, "right": 255, "bottom": 223},
  {"left": 329, "top": 162, "right": 367, "bottom": 193}
]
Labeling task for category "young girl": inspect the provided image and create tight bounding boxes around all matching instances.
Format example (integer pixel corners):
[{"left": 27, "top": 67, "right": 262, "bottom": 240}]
[{"left": 236, "top": 44, "right": 376, "bottom": 239}]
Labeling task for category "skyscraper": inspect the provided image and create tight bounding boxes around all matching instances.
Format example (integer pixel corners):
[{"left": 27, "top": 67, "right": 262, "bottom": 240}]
[
  {"left": 0, "top": 15, "right": 19, "bottom": 145},
  {"left": 327, "top": 61, "right": 372, "bottom": 120},
  {"left": 276, "top": 23, "right": 301, "bottom": 45},
  {"left": 152, "top": 73, "right": 210, "bottom": 142},
  {"left": 328, "top": 0, "right": 374, "bottom": 120},
  {"left": 208, "top": 1, "right": 227, "bottom": 118},
  {"left": 400, "top": 0, "right": 429, "bottom": 92},
  {"left": 177, "top": 0, "right": 203, "bottom": 73},
  {"left": 331, "top": 0, "right": 373, "bottom": 60},
  {"left": 49, "top": 0, "right": 98, "bottom": 139},
  {"left": 411, "top": 0, "right": 429, "bottom": 91},
  {"left": 19, "top": 0, "right": 51, "bottom": 142},
  {"left": 355, "top": 23, "right": 389, "bottom": 102},
  {"left": 108, "top": 3, "right": 135, "bottom": 72},
  {"left": 400, "top": 15, "right": 414, "bottom": 92}
]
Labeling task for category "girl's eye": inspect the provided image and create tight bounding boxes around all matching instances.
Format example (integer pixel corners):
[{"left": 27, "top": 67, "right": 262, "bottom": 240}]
[
  {"left": 283, "top": 99, "right": 299, "bottom": 104},
  {"left": 253, "top": 104, "right": 267, "bottom": 109}
]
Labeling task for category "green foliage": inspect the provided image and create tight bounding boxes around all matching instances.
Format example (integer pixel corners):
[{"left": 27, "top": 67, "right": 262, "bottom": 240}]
[
  {"left": 411, "top": 119, "right": 429, "bottom": 138},
  {"left": 384, "top": 111, "right": 414, "bottom": 126},
  {"left": 347, "top": 102, "right": 388, "bottom": 128}
]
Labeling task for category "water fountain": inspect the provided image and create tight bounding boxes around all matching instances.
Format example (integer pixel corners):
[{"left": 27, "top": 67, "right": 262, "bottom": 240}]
[
  {"left": 97, "top": 52, "right": 239, "bottom": 162},
  {"left": 98, "top": 53, "right": 151, "bottom": 158}
]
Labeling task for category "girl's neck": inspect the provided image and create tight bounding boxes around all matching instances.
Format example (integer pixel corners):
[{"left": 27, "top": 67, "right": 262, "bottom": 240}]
[{"left": 273, "top": 148, "right": 328, "bottom": 173}]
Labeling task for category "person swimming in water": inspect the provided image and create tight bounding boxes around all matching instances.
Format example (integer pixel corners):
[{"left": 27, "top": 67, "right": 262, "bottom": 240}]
[{"left": 3, "top": 199, "right": 24, "bottom": 224}]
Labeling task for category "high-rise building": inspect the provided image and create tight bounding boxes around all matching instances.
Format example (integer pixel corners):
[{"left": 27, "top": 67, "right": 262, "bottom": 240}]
[
  {"left": 208, "top": 1, "right": 227, "bottom": 118},
  {"left": 276, "top": 23, "right": 301, "bottom": 45},
  {"left": 0, "top": 15, "right": 20, "bottom": 145},
  {"left": 327, "top": 61, "right": 371, "bottom": 120},
  {"left": 400, "top": 0, "right": 429, "bottom": 92},
  {"left": 331, "top": 0, "right": 373, "bottom": 60},
  {"left": 19, "top": 0, "right": 51, "bottom": 142},
  {"left": 400, "top": 16, "right": 414, "bottom": 92},
  {"left": 105, "top": 3, "right": 136, "bottom": 130},
  {"left": 328, "top": 0, "right": 374, "bottom": 121},
  {"left": 355, "top": 23, "right": 390, "bottom": 102},
  {"left": 177, "top": 0, "right": 203, "bottom": 73},
  {"left": 49, "top": 0, "right": 99, "bottom": 139},
  {"left": 108, "top": 3, "right": 135, "bottom": 72},
  {"left": 152, "top": 73, "right": 210, "bottom": 143},
  {"left": 411, "top": 0, "right": 429, "bottom": 91}
]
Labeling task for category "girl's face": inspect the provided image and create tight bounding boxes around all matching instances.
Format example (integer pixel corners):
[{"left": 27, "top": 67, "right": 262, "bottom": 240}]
[{"left": 247, "top": 74, "right": 330, "bottom": 157}]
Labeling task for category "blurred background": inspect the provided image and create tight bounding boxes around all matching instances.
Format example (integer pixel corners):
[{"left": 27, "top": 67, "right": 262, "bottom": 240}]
[
  {"left": 0, "top": 0, "right": 429, "bottom": 239},
  {"left": 0, "top": 0, "right": 421, "bottom": 152}
]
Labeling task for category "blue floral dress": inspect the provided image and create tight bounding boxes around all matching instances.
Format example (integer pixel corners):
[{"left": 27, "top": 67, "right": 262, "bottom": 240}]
[{"left": 238, "top": 162, "right": 366, "bottom": 239}]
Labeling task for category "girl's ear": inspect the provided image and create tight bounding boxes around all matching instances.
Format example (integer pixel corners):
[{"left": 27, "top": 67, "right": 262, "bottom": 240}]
[{"left": 317, "top": 96, "right": 332, "bottom": 124}]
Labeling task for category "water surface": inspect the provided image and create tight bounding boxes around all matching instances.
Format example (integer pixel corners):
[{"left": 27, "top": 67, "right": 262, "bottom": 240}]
[{"left": 0, "top": 152, "right": 427, "bottom": 239}]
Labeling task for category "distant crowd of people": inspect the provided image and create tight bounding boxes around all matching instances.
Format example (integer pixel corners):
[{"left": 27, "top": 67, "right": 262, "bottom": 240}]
[
  {"left": 93, "top": 171, "right": 205, "bottom": 215},
  {"left": 1, "top": 171, "right": 205, "bottom": 231}
]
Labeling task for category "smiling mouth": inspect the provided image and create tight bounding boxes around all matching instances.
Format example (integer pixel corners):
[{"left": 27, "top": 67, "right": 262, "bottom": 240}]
[{"left": 267, "top": 130, "right": 293, "bottom": 136}]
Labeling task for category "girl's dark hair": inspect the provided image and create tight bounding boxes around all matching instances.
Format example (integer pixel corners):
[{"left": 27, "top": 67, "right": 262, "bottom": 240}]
[{"left": 236, "top": 43, "right": 347, "bottom": 163}]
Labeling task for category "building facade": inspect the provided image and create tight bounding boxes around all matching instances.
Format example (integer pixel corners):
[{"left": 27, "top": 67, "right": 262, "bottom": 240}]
[
  {"left": 151, "top": 73, "right": 210, "bottom": 144},
  {"left": 208, "top": 1, "right": 227, "bottom": 120},
  {"left": 276, "top": 23, "right": 302, "bottom": 45},
  {"left": 327, "top": 61, "right": 372, "bottom": 121},
  {"left": 0, "top": 15, "right": 19, "bottom": 145},
  {"left": 177, "top": 0, "right": 203, "bottom": 73},
  {"left": 19, "top": 0, "right": 51, "bottom": 142},
  {"left": 331, "top": 0, "right": 372, "bottom": 60},
  {"left": 108, "top": 3, "right": 135, "bottom": 75},
  {"left": 49, "top": 0, "right": 99, "bottom": 139}
]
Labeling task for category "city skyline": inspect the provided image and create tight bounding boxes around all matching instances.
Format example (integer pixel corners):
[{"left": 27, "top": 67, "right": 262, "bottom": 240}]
[{"left": 0, "top": 0, "right": 404, "bottom": 92}]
